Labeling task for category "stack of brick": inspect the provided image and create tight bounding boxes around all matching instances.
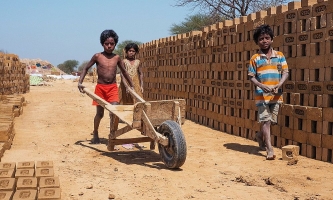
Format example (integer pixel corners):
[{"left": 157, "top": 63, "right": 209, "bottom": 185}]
[
  {"left": 139, "top": 0, "right": 333, "bottom": 163},
  {"left": 0, "top": 161, "right": 61, "bottom": 199},
  {"left": 0, "top": 53, "right": 30, "bottom": 95},
  {"left": 0, "top": 95, "right": 26, "bottom": 159}
]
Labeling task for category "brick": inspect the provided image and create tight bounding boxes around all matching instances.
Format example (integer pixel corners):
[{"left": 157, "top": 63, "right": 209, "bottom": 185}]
[
  {"left": 280, "top": 104, "right": 294, "bottom": 116},
  {"left": 293, "top": 130, "right": 308, "bottom": 143},
  {"left": 38, "top": 188, "right": 61, "bottom": 200},
  {"left": 282, "top": 145, "right": 300, "bottom": 161},
  {"left": 306, "top": 144, "right": 316, "bottom": 158},
  {"left": 294, "top": 117, "right": 307, "bottom": 131},
  {"left": 323, "top": 107, "right": 333, "bottom": 121},
  {"left": 309, "top": 69, "right": 325, "bottom": 81},
  {"left": 15, "top": 169, "right": 34, "bottom": 178},
  {"left": 16, "top": 177, "right": 38, "bottom": 190},
  {"left": 322, "top": 94, "right": 333, "bottom": 107},
  {"left": 308, "top": 94, "right": 323, "bottom": 107},
  {"left": 36, "top": 161, "right": 53, "bottom": 169},
  {"left": 312, "top": 1, "right": 329, "bottom": 17},
  {"left": 301, "top": 0, "right": 317, "bottom": 7},
  {"left": 281, "top": 127, "right": 293, "bottom": 140},
  {"left": 306, "top": 107, "right": 322, "bottom": 121},
  {"left": 309, "top": 55, "right": 325, "bottom": 69},
  {"left": 301, "top": 143, "right": 307, "bottom": 156},
  {"left": 307, "top": 132, "right": 322, "bottom": 147},
  {"left": 0, "top": 169, "right": 15, "bottom": 178},
  {"left": 0, "top": 163, "right": 15, "bottom": 170},
  {"left": 323, "top": 81, "right": 333, "bottom": 94},
  {"left": 293, "top": 106, "right": 307, "bottom": 119},
  {"left": 36, "top": 168, "right": 54, "bottom": 178},
  {"left": 12, "top": 189, "right": 37, "bottom": 200},
  {"left": 17, "top": 162, "right": 35, "bottom": 169},
  {"left": 271, "top": 125, "right": 281, "bottom": 137},
  {"left": 0, "top": 191, "right": 13, "bottom": 200},
  {"left": 283, "top": 81, "right": 295, "bottom": 93},
  {"left": 0, "top": 178, "right": 15, "bottom": 191},
  {"left": 295, "top": 57, "right": 310, "bottom": 69},
  {"left": 322, "top": 134, "right": 333, "bottom": 149},
  {"left": 295, "top": 81, "right": 309, "bottom": 93}
]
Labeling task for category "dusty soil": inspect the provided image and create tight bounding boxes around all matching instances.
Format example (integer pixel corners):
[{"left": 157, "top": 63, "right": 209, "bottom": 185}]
[{"left": 2, "top": 79, "right": 333, "bottom": 200}]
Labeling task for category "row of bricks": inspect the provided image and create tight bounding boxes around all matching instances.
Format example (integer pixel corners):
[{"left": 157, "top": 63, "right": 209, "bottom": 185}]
[
  {"left": 0, "top": 176, "right": 60, "bottom": 190},
  {"left": 0, "top": 188, "right": 61, "bottom": 200},
  {"left": 185, "top": 112, "right": 333, "bottom": 163}
]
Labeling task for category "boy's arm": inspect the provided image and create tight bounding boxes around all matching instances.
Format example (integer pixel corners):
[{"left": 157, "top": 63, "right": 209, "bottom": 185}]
[
  {"left": 273, "top": 72, "right": 289, "bottom": 92},
  {"left": 78, "top": 54, "right": 97, "bottom": 93},
  {"left": 118, "top": 59, "right": 134, "bottom": 88}
]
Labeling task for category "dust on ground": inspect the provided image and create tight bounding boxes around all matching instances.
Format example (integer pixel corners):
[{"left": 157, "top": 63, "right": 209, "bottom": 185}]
[{"left": 2, "top": 79, "right": 333, "bottom": 200}]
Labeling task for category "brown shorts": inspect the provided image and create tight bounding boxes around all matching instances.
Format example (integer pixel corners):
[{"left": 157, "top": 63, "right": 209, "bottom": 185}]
[{"left": 258, "top": 103, "right": 280, "bottom": 124}]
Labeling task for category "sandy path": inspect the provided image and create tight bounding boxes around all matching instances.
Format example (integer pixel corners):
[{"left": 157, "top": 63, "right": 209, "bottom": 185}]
[{"left": 2, "top": 79, "right": 333, "bottom": 200}]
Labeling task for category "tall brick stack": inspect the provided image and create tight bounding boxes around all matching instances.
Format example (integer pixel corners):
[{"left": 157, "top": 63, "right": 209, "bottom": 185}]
[
  {"left": 137, "top": 0, "right": 333, "bottom": 163},
  {"left": 0, "top": 53, "right": 30, "bottom": 95}
]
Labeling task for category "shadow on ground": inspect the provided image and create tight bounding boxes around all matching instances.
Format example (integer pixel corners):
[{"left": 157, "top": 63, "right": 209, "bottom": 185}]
[
  {"left": 74, "top": 139, "right": 182, "bottom": 171},
  {"left": 223, "top": 143, "right": 265, "bottom": 157}
]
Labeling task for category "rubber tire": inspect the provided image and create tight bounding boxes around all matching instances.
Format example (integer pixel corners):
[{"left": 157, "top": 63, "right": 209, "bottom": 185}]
[{"left": 158, "top": 120, "right": 187, "bottom": 169}]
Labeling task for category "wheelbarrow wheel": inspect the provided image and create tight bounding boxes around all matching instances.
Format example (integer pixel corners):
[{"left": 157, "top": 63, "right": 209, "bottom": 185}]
[{"left": 158, "top": 120, "right": 187, "bottom": 169}]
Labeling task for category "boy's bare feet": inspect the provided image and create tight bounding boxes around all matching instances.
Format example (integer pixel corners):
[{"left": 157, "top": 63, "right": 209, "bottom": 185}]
[
  {"left": 91, "top": 132, "right": 100, "bottom": 144},
  {"left": 255, "top": 132, "right": 266, "bottom": 151},
  {"left": 266, "top": 148, "right": 276, "bottom": 160}
]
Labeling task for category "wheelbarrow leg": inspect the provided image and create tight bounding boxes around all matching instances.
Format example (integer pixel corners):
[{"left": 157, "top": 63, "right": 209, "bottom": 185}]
[
  {"left": 150, "top": 141, "right": 156, "bottom": 150},
  {"left": 108, "top": 113, "right": 119, "bottom": 151}
]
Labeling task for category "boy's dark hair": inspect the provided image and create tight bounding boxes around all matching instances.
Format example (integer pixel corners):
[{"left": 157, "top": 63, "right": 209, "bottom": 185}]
[
  {"left": 124, "top": 43, "right": 139, "bottom": 53},
  {"left": 253, "top": 25, "right": 274, "bottom": 44},
  {"left": 100, "top": 30, "right": 119, "bottom": 45}
]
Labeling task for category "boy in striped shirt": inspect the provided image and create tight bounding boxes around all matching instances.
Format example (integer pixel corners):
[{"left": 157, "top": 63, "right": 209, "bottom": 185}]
[{"left": 248, "top": 25, "right": 289, "bottom": 160}]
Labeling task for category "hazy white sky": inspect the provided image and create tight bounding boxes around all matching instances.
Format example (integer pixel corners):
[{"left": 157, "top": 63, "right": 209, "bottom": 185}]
[{"left": 0, "top": 0, "right": 197, "bottom": 66}]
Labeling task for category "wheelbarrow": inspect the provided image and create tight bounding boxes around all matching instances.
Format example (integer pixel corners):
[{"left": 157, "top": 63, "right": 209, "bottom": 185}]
[{"left": 82, "top": 81, "right": 187, "bottom": 169}]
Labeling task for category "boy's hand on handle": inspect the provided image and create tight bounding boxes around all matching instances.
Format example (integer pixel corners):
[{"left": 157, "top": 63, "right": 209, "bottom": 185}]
[{"left": 78, "top": 83, "right": 85, "bottom": 93}]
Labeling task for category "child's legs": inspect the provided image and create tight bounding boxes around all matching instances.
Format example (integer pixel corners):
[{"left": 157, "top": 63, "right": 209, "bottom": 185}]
[
  {"left": 94, "top": 105, "right": 105, "bottom": 133},
  {"left": 258, "top": 104, "right": 280, "bottom": 156}
]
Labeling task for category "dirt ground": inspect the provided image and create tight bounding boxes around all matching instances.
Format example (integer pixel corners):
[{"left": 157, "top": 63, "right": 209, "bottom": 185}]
[{"left": 2, "top": 79, "right": 333, "bottom": 200}]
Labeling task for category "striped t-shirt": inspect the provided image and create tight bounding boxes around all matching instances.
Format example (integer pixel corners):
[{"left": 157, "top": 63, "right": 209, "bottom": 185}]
[{"left": 248, "top": 49, "right": 288, "bottom": 106}]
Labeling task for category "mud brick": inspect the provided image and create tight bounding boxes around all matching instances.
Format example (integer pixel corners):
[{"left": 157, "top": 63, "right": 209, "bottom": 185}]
[
  {"left": 310, "top": 41, "right": 326, "bottom": 57},
  {"left": 281, "top": 127, "right": 293, "bottom": 140},
  {"left": 284, "top": 92, "right": 294, "bottom": 104},
  {"left": 281, "top": 104, "right": 294, "bottom": 116},
  {"left": 307, "top": 130, "right": 322, "bottom": 147},
  {"left": 309, "top": 55, "right": 326, "bottom": 69},
  {"left": 301, "top": 0, "right": 317, "bottom": 7},
  {"left": 295, "top": 69, "right": 309, "bottom": 81},
  {"left": 283, "top": 44, "right": 297, "bottom": 58},
  {"left": 312, "top": 1, "right": 329, "bottom": 17},
  {"left": 294, "top": 117, "right": 307, "bottom": 131},
  {"left": 15, "top": 169, "right": 34, "bottom": 178},
  {"left": 324, "top": 67, "right": 333, "bottom": 81},
  {"left": 293, "top": 130, "right": 308, "bottom": 143},
  {"left": 291, "top": 99, "right": 305, "bottom": 111},
  {"left": 294, "top": 57, "right": 310, "bottom": 69},
  {"left": 0, "top": 163, "right": 15, "bottom": 171},
  {"left": 293, "top": 106, "right": 307, "bottom": 120},
  {"left": 300, "top": 143, "right": 307, "bottom": 156},
  {"left": 0, "top": 178, "right": 15, "bottom": 191},
  {"left": 309, "top": 94, "right": 323, "bottom": 107},
  {"left": 306, "top": 144, "right": 317, "bottom": 159},
  {"left": 323, "top": 94, "right": 333, "bottom": 107},
  {"left": 37, "top": 188, "right": 61, "bottom": 200},
  {"left": 271, "top": 124, "right": 281, "bottom": 137},
  {"left": 282, "top": 145, "right": 300, "bottom": 161},
  {"left": 17, "top": 162, "right": 35, "bottom": 169},
  {"left": 323, "top": 81, "right": 333, "bottom": 94},
  {"left": 323, "top": 107, "right": 333, "bottom": 122},
  {"left": 311, "top": 30, "right": 326, "bottom": 43},
  {"left": 279, "top": 115, "right": 294, "bottom": 129},
  {"left": 16, "top": 177, "right": 37, "bottom": 190},
  {"left": 283, "top": 34, "right": 297, "bottom": 46},
  {"left": 322, "top": 134, "right": 333, "bottom": 149},
  {"left": 296, "top": 32, "right": 310, "bottom": 45},
  {"left": 295, "top": 81, "right": 309, "bottom": 93},
  {"left": 321, "top": 148, "right": 333, "bottom": 162},
  {"left": 12, "top": 189, "right": 37, "bottom": 200},
  {"left": 0, "top": 191, "right": 13, "bottom": 200},
  {"left": 0, "top": 169, "right": 15, "bottom": 179},
  {"left": 306, "top": 107, "right": 322, "bottom": 121},
  {"left": 283, "top": 81, "right": 295, "bottom": 93},
  {"left": 243, "top": 100, "right": 253, "bottom": 109},
  {"left": 323, "top": 120, "right": 333, "bottom": 135}
]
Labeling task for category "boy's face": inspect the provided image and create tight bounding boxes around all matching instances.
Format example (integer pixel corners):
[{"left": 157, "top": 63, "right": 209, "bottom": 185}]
[
  {"left": 257, "top": 33, "right": 272, "bottom": 50},
  {"left": 103, "top": 37, "right": 116, "bottom": 53}
]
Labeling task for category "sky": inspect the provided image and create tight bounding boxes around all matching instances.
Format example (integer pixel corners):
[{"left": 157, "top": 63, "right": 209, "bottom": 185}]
[{"left": 0, "top": 0, "right": 197, "bottom": 66}]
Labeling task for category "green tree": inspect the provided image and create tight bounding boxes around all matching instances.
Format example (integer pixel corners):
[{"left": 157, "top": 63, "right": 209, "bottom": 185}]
[
  {"left": 114, "top": 40, "right": 142, "bottom": 59},
  {"left": 169, "top": 13, "right": 224, "bottom": 35},
  {"left": 57, "top": 60, "right": 79, "bottom": 74}
]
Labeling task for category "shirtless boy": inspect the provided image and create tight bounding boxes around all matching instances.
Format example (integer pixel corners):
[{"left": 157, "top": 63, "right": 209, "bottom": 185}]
[{"left": 78, "top": 29, "right": 134, "bottom": 144}]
